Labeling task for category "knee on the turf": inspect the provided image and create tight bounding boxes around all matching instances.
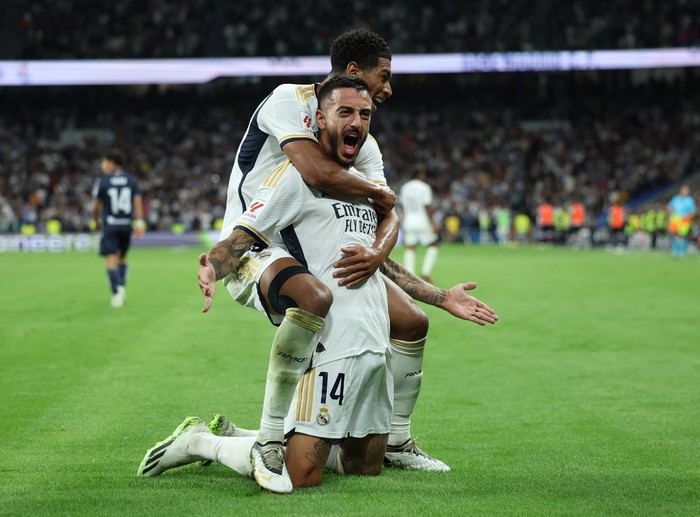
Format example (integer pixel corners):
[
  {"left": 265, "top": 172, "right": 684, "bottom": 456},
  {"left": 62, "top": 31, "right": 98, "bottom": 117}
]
[{"left": 289, "top": 468, "right": 324, "bottom": 488}]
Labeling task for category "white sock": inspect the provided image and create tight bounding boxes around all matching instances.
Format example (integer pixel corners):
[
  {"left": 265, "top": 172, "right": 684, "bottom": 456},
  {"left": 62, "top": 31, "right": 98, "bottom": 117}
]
[
  {"left": 230, "top": 426, "right": 258, "bottom": 437},
  {"left": 404, "top": 248, "right": 416, "bottom": 274},
  {"left": 189, "top": 433, "right": 256, "bottom": 476},
  {"left": 324, "top": 444, "right": 345, "bottom": 474},
  {"left": 388, "top": 337, "right": 426, "bottom": 447},
  {"left": 257, "top": 307, "right": 324, "bottom": 445},
  {"left": 421, "top": 245, "right": 438, "bottom": 277}
]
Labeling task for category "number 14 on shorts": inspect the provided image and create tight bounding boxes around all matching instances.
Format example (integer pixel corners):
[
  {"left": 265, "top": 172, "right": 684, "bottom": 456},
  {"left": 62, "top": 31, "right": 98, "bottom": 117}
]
[{"left": 319, "top": 371, "right": 345, "bottom": 405}]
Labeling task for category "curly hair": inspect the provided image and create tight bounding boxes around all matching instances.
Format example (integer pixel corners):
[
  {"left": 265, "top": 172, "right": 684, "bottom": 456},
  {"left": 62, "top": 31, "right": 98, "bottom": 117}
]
[{"left": 329, "top": 29, "right": 392, "bottom": 74}]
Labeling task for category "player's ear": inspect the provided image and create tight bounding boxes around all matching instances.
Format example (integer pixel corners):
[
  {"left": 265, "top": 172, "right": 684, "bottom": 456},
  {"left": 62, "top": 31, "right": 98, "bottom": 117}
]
[
  {"left": 316, "top": 109, "right": 326, "bottom": 130},
  {"left": 345, "top": 61, "right": 360, "bottom": 76}
]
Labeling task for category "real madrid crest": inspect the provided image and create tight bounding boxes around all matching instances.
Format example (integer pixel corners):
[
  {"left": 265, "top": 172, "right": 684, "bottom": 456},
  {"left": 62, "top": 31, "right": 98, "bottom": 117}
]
[{"left": 316, "top": 407, "right": 331, "bottom": 426}]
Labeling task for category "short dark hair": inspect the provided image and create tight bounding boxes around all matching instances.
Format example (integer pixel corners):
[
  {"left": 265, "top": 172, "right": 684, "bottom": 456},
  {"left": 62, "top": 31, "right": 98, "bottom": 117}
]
[
  {"left": 329, "top": 29, "right": 392, "bottom": 74},
  {"left": 412, "top": 167, "right": 426, "bottom": 179},
  {"left": 317, "top": 75, "right": 370, "bottom": 109},
  {"left": 102, "top": 148, "right": 125, "bottom": 167}
]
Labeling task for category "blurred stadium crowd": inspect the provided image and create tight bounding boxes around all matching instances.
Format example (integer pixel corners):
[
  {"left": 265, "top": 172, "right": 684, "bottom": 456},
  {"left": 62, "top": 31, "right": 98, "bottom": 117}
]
[
  {"left": 1, "top": 2, "right": 699, "bottom": 247},
  {"left": 7, "top": 0, "right": 699, "bottom": 59}
]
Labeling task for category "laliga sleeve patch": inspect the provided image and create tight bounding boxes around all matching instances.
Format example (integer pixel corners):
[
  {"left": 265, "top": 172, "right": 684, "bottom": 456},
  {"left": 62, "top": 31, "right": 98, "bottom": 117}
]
[
  {"left": 300, "top": 112, "right": 314, "bottom": 134},
  {"left": 241, "top": 188, "right": 272, "bottom": 222},
  {"left": 241, "top": 201, "right": 266, "bottom": 222}
]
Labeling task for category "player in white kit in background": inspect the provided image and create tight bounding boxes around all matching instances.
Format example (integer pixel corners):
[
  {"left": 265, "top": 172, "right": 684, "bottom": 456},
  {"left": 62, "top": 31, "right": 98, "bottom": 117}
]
[{"left": 399, "top": 167, "right": 439, "bottom": 283}]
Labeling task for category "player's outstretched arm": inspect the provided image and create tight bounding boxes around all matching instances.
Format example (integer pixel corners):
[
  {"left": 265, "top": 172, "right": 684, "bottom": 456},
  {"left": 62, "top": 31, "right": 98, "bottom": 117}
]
[
  {"left": 197, "top": 229, "right": 256, "bottom": 313},
  {"left": 379, "top": 257, "right": 498, "bottom": 326},
  {"left": 333, "top": 210, "right": 400, "bottom": 288}
]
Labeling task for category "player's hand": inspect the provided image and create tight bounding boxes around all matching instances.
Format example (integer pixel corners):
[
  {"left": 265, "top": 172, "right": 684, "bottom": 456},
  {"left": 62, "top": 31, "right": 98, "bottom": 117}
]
[
  {"left": 198, "top": 253, "right": 217, "bottom": 313},
  {"left": 333, "top": 245, "right": 383, "bottom": 288},
  {"left": 440, "top": 282, "right": 498, "bottom": 326},
  {"left": 370, "top": 186, "right": 396, "bottom": 215},
  {"left": 133, "top": 219, "right": 146, "bottom": 239}
]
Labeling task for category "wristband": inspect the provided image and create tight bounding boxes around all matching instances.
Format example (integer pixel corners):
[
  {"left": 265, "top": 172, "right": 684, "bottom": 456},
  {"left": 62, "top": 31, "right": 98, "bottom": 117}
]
[{"left": 133, "top": 219, "right": 146, "bottom": 230}]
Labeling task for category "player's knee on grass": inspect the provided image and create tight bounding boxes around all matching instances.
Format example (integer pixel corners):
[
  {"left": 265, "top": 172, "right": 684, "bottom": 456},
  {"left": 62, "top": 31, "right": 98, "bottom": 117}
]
[
  {"left": 339, "top": 435, "right": 387, "bottom": 476},
  {"left": 285, "top": 433, "right": 332, "bottom": 488},
  {"left": 384, "top": 278, "right": 429, "bottom": 341}
]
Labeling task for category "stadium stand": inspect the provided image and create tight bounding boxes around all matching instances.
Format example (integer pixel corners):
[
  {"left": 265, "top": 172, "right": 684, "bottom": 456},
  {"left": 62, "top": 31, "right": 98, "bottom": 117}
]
[
  {"left": 6, "top": 0, "right": 699, "bottom": 59},
  {"left": 1, "top": 2, "right": 698, "bottom": 246}
]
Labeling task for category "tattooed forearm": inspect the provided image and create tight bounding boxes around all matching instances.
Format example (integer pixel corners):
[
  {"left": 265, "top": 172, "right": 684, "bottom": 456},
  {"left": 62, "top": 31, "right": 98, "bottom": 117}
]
[
  {"left": 207, "top": 230, "right": 256, "bottom": 280},
  {"left": 380, "top": 257, "right": 447, "bottom": 307}
]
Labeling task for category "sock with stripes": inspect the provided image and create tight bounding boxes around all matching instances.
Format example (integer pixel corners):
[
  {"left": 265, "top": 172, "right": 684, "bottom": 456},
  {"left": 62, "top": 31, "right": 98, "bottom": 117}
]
[
  {"left": 257, "top": 307, "right": 324, "bottom": 445},
  {"left": 388, "top": 337, "right": 426, "bottom": 447}
]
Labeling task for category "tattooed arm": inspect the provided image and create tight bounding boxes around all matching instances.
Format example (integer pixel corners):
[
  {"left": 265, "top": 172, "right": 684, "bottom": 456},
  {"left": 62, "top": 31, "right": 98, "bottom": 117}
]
[
  {"left": 197, "top": 229, "right": 257, "bottom": 313},
  {"left": 379, "top": 257, "right": 499, "bottom": 326}
]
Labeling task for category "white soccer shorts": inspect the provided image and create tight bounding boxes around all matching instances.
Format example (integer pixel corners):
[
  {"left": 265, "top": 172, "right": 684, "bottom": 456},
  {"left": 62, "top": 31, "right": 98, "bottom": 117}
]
[
  {"left": 285, "top": 350, "right": 393, "bottom": 440},
  {"left": 224, "top": 245, "right": 294, "bottom": 325},
  {"left": 402, "top": 227, "right": 438, "bottom": 247}
]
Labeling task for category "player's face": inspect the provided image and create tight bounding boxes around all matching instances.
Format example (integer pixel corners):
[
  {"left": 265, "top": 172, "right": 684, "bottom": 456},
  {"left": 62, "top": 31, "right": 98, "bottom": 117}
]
[
  {"left": 319, "top": 88, "right": 372, "bottom": 167},
  {"left": 100, "top": 158, "right": 113, "bottom": 173},
  {"left": 354, "top": 57, "right": 392, "bottom": 109}
]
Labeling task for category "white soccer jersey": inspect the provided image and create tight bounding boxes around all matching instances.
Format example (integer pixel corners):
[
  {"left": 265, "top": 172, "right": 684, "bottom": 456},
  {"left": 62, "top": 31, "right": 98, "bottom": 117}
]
[
  {"left": 235, "top": 160, "right": 389, "bottom": 366},
  {"left": 221, "top": 82, "right": 387, "bottom": 241},
  {"left": 399, "top": 179, "right": 434, "bottom": 232}
]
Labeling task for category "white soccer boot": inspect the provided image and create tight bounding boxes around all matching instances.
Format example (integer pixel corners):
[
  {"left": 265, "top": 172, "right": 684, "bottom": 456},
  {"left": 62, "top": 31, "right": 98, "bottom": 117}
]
[
  {"left": 137, "top": 416, "right": 210, "bottom": 477},
  {"left": 208, "top": 414, "right": 243, "bottom": 437},
  {"left": 250, "top": 441, "right": 293, "bottom": 494},
  {"left": 384, "top": 438, "right": 451, "bottom": 472},
  {"left": 110, "top": 289, "right": 124, "bottom": 308}
]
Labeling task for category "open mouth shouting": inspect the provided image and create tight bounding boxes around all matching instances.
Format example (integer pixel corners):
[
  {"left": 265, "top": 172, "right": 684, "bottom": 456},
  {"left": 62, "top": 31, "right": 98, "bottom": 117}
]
[{"left": 341, "top": 131, "right": 361, "bottom": 162}]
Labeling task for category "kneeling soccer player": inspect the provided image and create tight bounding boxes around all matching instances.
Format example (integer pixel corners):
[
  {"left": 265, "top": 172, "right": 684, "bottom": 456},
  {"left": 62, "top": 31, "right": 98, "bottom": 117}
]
[{"left": 138, "top": 76, "right": 393, "bottom": 492}]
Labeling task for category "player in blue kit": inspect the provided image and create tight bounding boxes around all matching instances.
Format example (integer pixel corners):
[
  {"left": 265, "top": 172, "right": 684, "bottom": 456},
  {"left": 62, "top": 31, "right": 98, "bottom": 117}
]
[{"left": 91, "top": 149, "right": 145, "bottom": 308}]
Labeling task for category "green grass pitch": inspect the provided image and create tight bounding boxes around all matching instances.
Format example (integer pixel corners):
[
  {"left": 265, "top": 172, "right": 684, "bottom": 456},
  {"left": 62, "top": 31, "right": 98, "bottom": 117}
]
[{"left": 1, "top": 244, "right": 698, "bottom": 516}]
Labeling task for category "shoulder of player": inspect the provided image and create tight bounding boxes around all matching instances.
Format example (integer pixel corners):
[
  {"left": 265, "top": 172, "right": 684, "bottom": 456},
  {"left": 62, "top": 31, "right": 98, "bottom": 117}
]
[
  {"left": 271, "top": 82, "right": 316, "bottom": 104},
  {"left": 361, "top": 133, "right": 380, "bottom": 151},
  {"left": 260, "top": 160, "right": 306, "bottom": 191},
  {"left": 354, "top": 134, "right": 382, "bottom": 164}
]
